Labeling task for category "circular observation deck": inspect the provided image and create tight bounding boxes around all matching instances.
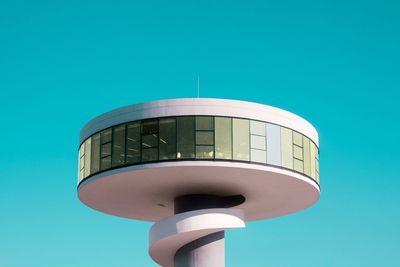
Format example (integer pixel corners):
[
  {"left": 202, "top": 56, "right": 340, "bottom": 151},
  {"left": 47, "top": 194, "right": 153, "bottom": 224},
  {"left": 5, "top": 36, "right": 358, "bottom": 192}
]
[{"left": 77, "top": 98, "right": 320, "bottom": 222}]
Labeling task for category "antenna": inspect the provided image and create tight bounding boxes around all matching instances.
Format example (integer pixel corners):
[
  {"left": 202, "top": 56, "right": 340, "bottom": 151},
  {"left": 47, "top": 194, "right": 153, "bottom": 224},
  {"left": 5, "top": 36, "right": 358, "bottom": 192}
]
[{"left": 197, "top": 75, "right": 200, "bottom": 98}]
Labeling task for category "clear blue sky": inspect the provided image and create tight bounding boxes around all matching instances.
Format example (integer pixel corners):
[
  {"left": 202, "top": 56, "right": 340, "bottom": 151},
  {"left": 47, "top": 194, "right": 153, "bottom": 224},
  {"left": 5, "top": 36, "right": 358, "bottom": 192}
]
[{"left": 1, "top": 0, "right": 399, "bottom": 266}]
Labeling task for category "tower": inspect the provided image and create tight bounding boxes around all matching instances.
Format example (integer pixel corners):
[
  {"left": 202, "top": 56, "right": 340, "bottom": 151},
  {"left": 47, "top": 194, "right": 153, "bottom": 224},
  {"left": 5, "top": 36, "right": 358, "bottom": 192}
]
[{"left": 77, "top": 98, "right": 320, "bottom": 266}]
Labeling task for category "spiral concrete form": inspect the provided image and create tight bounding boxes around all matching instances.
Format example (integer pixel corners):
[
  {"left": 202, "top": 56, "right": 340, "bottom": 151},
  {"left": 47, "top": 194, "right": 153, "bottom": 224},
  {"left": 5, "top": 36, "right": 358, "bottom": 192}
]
[{"left": 77, "top": 98, "right": 320, "bottom": 266}]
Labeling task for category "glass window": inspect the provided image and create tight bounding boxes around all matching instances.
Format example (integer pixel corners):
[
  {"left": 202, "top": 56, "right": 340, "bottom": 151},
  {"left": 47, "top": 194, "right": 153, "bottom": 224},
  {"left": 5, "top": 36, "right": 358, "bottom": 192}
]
[
  {"left": 101, "top": 128, "right": 112, "bottom": 144},
  {"left": 101, "top": 142, "right": 111, "bottom": 158},
  {"left": 100, "top": 137, "right": 112, "bottom": 171},
  {"left": 142, "top": 120, "right": 158, "bottom": 134},
  {"left": 78, "top": 145, "right": 84, "bottom": 182},
  {"left": 112, "top": 125, "right": 126, "bottom": 167},
  {"left": 177, "top": 117, "right": 195, "bottom": 159},
  {"left": 142, "top": 119, "right": 158, "bottom": 162},
  {"left": 250, "top": 121, "right": 265, "bottom": 136},
  {"left": 91, "top": 133, "right": 100, "bottom": 174},
  {"left": 251, "top": 149, "right": 266, "bottom": 163},
  {"left": 293, "top": 131, "right": 303, "bottom": 146},
  {"left": 159, "top": 118, "right": 177, "bottom": 160},
  {"left": 196, "top": 131, "right": 214, "bottom": 145},
  {"left": 126, "top": 122, "right": 141, "bottom": 164},
  {"left": 281, "top": 127, "right": 293, "bottom": 169},
  {"left": 293, "top": 145, "right": 303, "bottom": 160},
  {"left": 84, "top": 138, "right": 91, "bottom": 178},
  {"left": 315, "top": 147, "right": 320, "bottom": 183},
  {"left": 215, "top": 117, "right": 232, "bottom": 159},
  {"left": 303, "top": 136, "right": 311, "bottom": 177},
  {"left": 79, "top": 145, "right": 85, "bottom": 171},
  {"left": 142, "top": 148, "right": 158, "bottom": 162},
  {"left": 251, "top": 135, "right": 266, "bottom": 150},
  {"left": 142, "top": 134, "right": 158, "bottom": 148},
  {"left": 310, "top": 142, "right": 316, "bottom": 179},
  {"left": 293, "top": 158, "right": 303, "bottom": 172},
  {"left": 196, "top": 116, "right": 214, "bottom": 130},
  {"left": 233, "top": 118, "right": 249, "bottom": 161},
  {"left": 100, "top": 157, "right": 111, "bottom": 170},
  {"left": 196, "top": 145, "right": 214, "bottom": 159},
  {"left": 266, "top": 123, "right": 281, "bottom": 166}
]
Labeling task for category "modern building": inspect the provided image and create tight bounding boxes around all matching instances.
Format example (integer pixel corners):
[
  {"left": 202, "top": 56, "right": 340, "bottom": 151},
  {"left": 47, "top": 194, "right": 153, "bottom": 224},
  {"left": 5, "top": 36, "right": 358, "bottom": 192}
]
[{"left": 77, "top": 98, "right": 320, "bottom": 267}]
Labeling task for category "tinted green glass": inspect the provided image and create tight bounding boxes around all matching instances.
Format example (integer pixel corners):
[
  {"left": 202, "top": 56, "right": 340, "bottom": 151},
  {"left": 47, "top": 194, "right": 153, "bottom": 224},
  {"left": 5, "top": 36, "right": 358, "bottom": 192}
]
[
  {"left": 293, "top": 131, "right": 303, "bottom": 146},
  {"left": 196, "top": 116, "right": 214, "bottom": 130},
  {"left": 159, "top": 118, "right": 177, "bottom": 160},
  {"left": 142, "top": 120, "right": 158, "bottom": 134},
  {"left": 215, "top": 117, "right": 232, "bottom": 159},
  {"left": 101, "top": 128, "right": 112, "bottom": 144},
  {"left": 196, "top": 131, "right": 214, "bottom": 145},
  {"left": 196, "top": 145, "right": 214, "bottom": 159},
  {"left": 293, "top": 145, "right": 303, "bottom": 160},
  {"left": 177, "top": 117, "right": 195, "bottom": 159},
  {"left": 142, "top": 148, "right": 158, "bottom": 162},
  {"left": 79, "top": 145, "right": 85, "bottom": 171},
  {"left": 100, "top": 156, "right": 111, "bottom": 170},
  {"left": 233, "top": 118, "right": 249, "bottom": 161},
  {"left": 142, "top": 134, "right": 158, "bottom": 148},
  {"left": 310, "top": 142, "right": 316, "bottom": 179},
  {"left": 91, "top": 133, "right": 100, "bottom": 174},
  {"left": 126, "top": 122, "right": 141, "bottom": 164},
  {"left": 101, "top": 142, "right": 111, "bottom": 157},
  {"left": 112, "top": 125, "right": 126, "bottom": 167},
  {"left": 84, "top": 138, "right": 91, "bottom": 178},
  {"left": 281, "top": 127, "right": 293, "bottom": 169},
  {"left": 303, "top": 136, "right": 311, "bottom": 176}
]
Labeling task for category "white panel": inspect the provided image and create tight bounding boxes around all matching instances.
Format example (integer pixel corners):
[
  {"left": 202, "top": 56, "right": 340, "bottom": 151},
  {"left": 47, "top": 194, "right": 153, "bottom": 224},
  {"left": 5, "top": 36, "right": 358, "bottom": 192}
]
[{"left": 266, "top": 123, "right": 281, "bottom": 166}]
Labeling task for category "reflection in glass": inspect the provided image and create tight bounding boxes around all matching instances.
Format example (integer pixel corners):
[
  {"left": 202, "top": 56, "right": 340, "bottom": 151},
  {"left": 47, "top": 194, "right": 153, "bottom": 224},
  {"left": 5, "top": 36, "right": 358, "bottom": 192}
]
[
  {"left": 101, "top": 128, "right": 112, "bottom": 144},
  {"left": 91, "top": 134, "right": 100, "bottom": 174},
  {"left": 215, "top": 117, "right": 232, "bottom": 159},
  {"left": 196, "top": 131, "right": 214, "bottom": 145},
  {"left": 78, "top": 115, "right": 320, "bottom": 184},
  {"left": 142, "top": 134, "right": 158, "bottom": 148},
  {"left": 293, "top": 158, "right": 303, "bottom": 172},
  {"left": 112, "top": 125, "right": 126, "bottom": 167},
  {"left": 233, "top": 118, "right": 249, "bottom": 161},
  {"left": 142, "top": 120, "right": 158, "bottom": 134},
  {"left": 196, "top": 145, "right": 214, "bottom": 159},
  {"left": 177, "top": 117, "right": 195, "bottom": 159},
  {"left": 78, "top": 145, "right": 84, "bottom": 182},
  {"left": 126, "top": 122, "right": 141, "bottom": 164},
  {"left": 142, "top": 148, "right": 158, "bottom": 162},
  {"left": 196, "top": 116, "right": 214, "bottom": 130},
  {"left": 101, "top": 143, "right": 111, "bottom": 157},
  {"left": 159, "top": 118, "right": 177, "bottom": 160},
  {"left": 84, "top": 138, "right": 91, "bottom": 178},
  {"left": 310, "top": 142, "right": 316, "bottom": 179},
  {"left": 281, "top": 127, "right": 293, "bottom": 169},
  {"left": 101, "top": 157, "right": 111, "bottom": 170},
  {"left": 303, "top": 137, "right": 311, "bottom": 176},
  {"left": 100, "top": 141, "right": 112, "bottom": 171}
]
